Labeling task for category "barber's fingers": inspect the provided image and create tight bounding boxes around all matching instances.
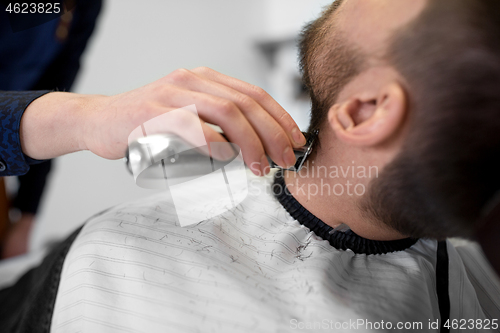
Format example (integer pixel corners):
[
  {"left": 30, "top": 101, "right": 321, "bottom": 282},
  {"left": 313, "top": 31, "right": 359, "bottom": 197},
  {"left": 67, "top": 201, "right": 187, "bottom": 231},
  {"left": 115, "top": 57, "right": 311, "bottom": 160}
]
[
  {"left": 190, "top": 67, "right": 307, "bottom": 147},
  {"left": 147, "top": 88, "right": 268, "bottom": 175},
  {"left": 161, "top": 68, "right": 296, "bottom": 170}
]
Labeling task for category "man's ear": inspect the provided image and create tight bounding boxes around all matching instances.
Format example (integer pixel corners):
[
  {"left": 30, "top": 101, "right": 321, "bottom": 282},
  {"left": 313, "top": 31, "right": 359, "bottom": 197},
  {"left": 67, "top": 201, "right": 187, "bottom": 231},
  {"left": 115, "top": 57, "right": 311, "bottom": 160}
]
[{"left": 328, "top": 83, "right": 407, "bottom": 146}]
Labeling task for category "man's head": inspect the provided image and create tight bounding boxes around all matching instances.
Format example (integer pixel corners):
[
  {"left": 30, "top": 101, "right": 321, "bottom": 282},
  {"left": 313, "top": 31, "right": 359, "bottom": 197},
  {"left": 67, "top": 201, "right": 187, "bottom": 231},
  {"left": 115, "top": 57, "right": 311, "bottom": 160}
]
[{"left": 298, "top": 0, "right": 500, "bottom": 239}]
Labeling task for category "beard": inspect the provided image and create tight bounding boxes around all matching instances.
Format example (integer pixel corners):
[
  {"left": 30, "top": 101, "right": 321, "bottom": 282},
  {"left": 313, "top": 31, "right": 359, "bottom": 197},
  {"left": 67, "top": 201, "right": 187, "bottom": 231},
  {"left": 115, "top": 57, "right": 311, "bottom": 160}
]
[
  {"left": 303, "top": 33, "right": 365, "bottom": 137},
  {"left": 358, "top": 142, "right": 478, "bottom": 240}
]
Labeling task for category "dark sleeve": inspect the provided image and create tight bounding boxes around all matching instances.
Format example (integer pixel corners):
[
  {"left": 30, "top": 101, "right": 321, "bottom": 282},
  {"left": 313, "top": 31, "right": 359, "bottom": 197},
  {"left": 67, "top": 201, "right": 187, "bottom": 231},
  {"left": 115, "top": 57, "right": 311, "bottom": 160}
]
[{"left": 0, "top": 90, "right": 51, "bottom": 177}]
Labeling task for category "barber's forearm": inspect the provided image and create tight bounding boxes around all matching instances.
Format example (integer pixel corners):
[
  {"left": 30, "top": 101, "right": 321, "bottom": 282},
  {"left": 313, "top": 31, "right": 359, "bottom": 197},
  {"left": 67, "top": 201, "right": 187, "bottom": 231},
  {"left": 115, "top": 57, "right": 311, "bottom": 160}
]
[{"left": 19, "top": 92, "right": 99, "bottom": 160}]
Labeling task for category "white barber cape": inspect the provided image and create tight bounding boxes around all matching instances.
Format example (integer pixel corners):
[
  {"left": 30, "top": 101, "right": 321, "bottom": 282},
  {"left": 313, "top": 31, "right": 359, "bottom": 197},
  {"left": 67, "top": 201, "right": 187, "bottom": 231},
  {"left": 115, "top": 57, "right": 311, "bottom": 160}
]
[{"left": 51, "top": 171, "right": 500, "bottom": 332}]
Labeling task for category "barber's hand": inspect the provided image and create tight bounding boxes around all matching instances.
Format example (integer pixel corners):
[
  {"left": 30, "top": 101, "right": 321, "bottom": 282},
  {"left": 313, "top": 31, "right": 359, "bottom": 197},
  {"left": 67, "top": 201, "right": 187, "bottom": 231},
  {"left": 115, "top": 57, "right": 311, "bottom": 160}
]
[{"left": 82, "top": 67, "right": 306, "bottom": 175}]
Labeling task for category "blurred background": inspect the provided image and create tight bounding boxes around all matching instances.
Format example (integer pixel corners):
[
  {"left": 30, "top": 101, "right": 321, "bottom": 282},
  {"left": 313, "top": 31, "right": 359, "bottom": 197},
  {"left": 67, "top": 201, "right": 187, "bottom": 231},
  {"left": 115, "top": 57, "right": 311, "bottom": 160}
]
[{"left": 5, "top": 0, "right": 332, "bottom": 252}]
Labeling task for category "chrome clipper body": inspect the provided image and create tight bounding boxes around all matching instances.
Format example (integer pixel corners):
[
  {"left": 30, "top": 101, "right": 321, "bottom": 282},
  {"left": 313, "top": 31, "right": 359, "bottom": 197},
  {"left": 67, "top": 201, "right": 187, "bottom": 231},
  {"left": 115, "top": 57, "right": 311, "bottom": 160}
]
[{"left": 125, "top": 130, "right": 318, "bottom": 185}]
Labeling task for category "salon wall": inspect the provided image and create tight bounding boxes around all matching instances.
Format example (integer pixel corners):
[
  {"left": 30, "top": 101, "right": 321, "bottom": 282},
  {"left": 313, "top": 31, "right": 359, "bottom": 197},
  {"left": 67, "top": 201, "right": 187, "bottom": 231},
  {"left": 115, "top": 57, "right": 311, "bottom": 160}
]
[{"left": 32, "top": 0, "right": 335, "bottom": 250}]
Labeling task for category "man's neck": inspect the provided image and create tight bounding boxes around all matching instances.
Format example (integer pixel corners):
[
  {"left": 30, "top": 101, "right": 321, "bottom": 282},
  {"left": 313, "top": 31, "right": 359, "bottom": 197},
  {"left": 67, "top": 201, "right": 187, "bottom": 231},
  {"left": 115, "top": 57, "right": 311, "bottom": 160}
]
[{"left": 282, "top": 158, "right": 407, "bottom": 241}]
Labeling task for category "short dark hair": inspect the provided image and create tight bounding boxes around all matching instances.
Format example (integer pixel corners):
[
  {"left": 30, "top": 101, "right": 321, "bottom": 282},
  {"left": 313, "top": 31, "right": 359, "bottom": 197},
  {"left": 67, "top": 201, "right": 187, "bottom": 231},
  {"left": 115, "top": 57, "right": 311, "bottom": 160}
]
[
  {"left": 299, "top": 0, "right": 364, "bottom": 135},
  {"left": 300, "top": 0, "right": 500, "bottom": 238}
]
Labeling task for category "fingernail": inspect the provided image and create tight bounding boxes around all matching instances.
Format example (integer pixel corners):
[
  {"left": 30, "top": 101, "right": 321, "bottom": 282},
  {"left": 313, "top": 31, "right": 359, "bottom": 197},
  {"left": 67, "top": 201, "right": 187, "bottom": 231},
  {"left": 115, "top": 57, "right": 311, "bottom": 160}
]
[
  {"left": 292, "top": 128, "right": 306, "bottom": 146},
  {"left": 251, "top": 162, "right": 260, "bottom": 176},
  {"left": 283, "top": 147, "right": 296, "bottom": 168},
  {"left": 260, "top": 155, "right": 270, "bottom": 176}
]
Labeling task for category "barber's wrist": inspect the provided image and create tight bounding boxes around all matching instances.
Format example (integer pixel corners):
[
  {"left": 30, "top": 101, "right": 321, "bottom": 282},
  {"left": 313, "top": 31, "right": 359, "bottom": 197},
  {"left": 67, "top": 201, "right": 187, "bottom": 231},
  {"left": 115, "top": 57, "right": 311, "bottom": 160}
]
[
  {"left": 20, "top": 92, "right": 99, "bottom": 160},
  {"left": 77, "top": 93, "right": 109, "bottom": 153}
]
